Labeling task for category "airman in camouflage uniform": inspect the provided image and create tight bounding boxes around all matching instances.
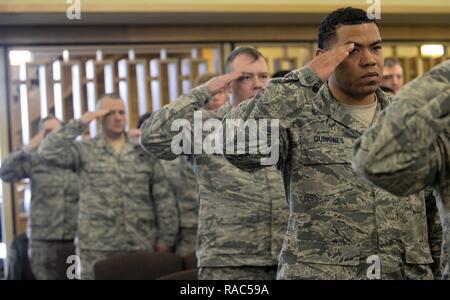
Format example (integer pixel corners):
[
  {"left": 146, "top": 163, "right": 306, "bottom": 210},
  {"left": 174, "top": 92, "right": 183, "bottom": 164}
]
[
  {"left": 135, "top": 113, "right": 200, "bottom": 257},
  {"left": 39, "top": 95, "right": 178, "bottom": 279},
  {"left": 222, "top": 8, "right": 435, "bottom": 279},
  {"left": 160, "top": 157, "right": 199, "bottom": 256},
  {"left": 353, "top": 59, "right": 450, "bottom": 279},
  {"left": 140, "top": 47, "right": 289, "bottom": 280},
  {"left": 0, "top": 116, "right": 79, "bottom": 280}
]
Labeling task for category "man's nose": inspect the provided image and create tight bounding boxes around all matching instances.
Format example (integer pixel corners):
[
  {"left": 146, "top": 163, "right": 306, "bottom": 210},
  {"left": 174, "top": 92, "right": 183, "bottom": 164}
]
[
  {"left": 253, "top": 77, "right": 265, "bottom": 89},
  {"left": 360, "top": 49, "right": 377, "bottom": 67}
]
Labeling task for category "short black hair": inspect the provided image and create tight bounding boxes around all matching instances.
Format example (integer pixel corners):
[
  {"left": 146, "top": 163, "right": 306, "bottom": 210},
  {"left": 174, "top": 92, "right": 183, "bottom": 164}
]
[
  {"left": 318, "top": 7, "right": 379, "bottom": 50},
  {"left": 136, "top": 112, "right": 152, "bottom": 129},
  {"left": 225, "top": 46, "right": 266, "bottom": 73}
]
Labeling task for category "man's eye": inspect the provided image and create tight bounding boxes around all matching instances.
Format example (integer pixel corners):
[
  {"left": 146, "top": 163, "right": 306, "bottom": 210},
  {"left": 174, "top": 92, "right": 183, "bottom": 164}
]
[
  {"left": 239, "top": 75, "right": 251, "bottom": 81},
  {"left": 350, "top": 48, "right": 359, "bottom": 54},
  {"left": 373, "top": 46, "right": 382, "bottom": 52}
]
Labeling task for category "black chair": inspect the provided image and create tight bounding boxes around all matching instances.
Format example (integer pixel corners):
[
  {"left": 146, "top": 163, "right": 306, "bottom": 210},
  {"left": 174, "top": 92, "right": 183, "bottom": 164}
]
[
  {"left": 157, "top": 269, "right": 198, "bottom": 280},
  {"left": 182, "top": 252, "right": 197, "bottom": 270},
  {"left": 94, "top": 251, "right": 183, "bottom": 280}
]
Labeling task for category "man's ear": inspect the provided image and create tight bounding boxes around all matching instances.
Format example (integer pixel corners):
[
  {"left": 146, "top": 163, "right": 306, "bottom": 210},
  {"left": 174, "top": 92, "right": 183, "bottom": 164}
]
[{"left": 315, "top": 48, "right": 326, "bottom": 57}]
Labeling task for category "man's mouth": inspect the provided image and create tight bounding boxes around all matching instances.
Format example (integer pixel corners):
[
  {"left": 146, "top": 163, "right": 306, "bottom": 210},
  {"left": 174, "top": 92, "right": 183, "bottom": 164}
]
[{"left": 361, "top": 72, "right": 379, "bottom": 79}]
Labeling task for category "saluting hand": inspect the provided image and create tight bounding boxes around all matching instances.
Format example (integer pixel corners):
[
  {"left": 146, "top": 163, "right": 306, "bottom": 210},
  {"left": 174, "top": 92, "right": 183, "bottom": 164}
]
[
  {"left": 81, "top": 109, "right": 110, "bottom": 125},
  {"left": 204, "top": 71, "right": 243, "bottom": 95},
  {"left": 307, "top": 43, "right": 355, "bottom": 82}
]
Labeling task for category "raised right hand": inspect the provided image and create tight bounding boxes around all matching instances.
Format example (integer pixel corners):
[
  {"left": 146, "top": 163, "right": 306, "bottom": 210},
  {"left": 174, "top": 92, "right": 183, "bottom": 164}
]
[
  {"left": 81, "top": 109, "right": 110, "bottom": 125},
  {"left": 204, "top": 71, "right": 243, "bottom": 95},
  {"left": 306, "top": 43, "right": 355, "bottom": 82}
]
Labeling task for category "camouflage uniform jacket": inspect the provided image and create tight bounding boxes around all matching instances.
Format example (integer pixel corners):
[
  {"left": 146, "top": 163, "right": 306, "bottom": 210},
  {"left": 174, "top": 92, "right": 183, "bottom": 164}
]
[
  {"left": 0, "top": 147, "right": 79, "bottom": 240},
  {"left": 140, "top": 88, "right": 289, "bottom": 268},
  {"left": 39, "top": 119, "right": 179, "bottom": 251},
  {"left": 223, "top": 67, "right": 434, "bottom": 279},
  {"left": 353, "top": 60, "right": 450, "bottom": 279},
  {"left": 160, "top": 157, "right": 199, "bottom": 230}
]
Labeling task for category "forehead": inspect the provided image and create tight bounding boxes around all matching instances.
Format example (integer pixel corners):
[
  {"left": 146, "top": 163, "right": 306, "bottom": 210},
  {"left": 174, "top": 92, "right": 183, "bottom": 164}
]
[
  {"left": 101, "top": 97, "right": 125, "bottom": 110},
  {"left": 383, "top": 64, "right": 403, "bottom": 73},
  {"left": 230, "top": 54, "right": 268, "bottom": 73},
  {"left": 335, "top": 23, "right": 381, "bottom": 46}
]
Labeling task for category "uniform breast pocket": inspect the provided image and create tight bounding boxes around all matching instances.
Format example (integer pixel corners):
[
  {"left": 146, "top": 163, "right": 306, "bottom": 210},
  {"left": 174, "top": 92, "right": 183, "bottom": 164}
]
[
  {"left": 85, "top": 162, "right": 115, "bottom": 187},
  {"left": 298, "top": 140, "right": 360, "bottom": 217},
  {"left": 301, "top": 142, "right": 353, "bottom": 165},
  {"left": 300, "top": 142, "right": 354, "bottom": 191}
]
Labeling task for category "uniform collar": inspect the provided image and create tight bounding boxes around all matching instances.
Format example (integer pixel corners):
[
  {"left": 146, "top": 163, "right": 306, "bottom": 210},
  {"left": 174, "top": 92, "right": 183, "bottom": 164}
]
[{"left": 311, "top": 84, "right": 391, "bottom": 134}]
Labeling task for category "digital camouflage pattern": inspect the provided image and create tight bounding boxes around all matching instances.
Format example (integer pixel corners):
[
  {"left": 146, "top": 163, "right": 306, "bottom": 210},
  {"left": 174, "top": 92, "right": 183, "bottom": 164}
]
[
  {"left": 140, "top": 86, "right": 289, "bottom": 276},
  {"left": 0, "top": 148, "right": 79, "bottom": 280},
  {"left": 353, "top": 60, "right": 450, "bottom": 279},
  {"left": 198, "top": 266, "right": 277, "bottom": 280},
  {"left": 39, "top": 119, "right": 179, "bottom": 279},
  {"left": 223, "top": 67, "right": 435, "bottom": 279},
  {"left": 160, "top": 157, "right": 199, "bottom": 256},
  {"left": 0, "top": 148, "right": 79, "bottom": 240}
]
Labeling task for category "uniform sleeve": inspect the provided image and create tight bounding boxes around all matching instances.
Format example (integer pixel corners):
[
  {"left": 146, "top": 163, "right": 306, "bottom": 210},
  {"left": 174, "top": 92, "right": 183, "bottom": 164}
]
[
  {"left": 151, "top": 159, "right": 180, "bottom": 245},
  {"left": 0, "top": 148, "right": 33, "bottom": 182},
  {"left": 140, "top": 85, "right": 212, "bottom": 160},
  {"left": 39, "top": 119, "right": 84, "bottom": 170},
  {"left": 353, "top": 62, "right": 450, "bottom": 196},
  {"left": 221, "top": 66, "right": 323, "bottom": 172}
]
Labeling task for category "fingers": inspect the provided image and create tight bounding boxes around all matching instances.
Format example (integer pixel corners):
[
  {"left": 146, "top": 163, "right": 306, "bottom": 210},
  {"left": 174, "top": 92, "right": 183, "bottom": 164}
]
[
  {"left": 215, "top": 71, "right": 243, "bottom": 86},
  {"left": 334, "top": 43, "right": 354, "bottom": 65},
  {"left": 225, "top": 70, "right": 244, "bottom": 82},
  {"left": 81, "top": 109, "right": 110, "bottom": 124},
  {"left": 97, "top": 109, "right": 111, "bottom": 117},
  {"left": 206, "top": 71, "right": 243, "bottom": 94},
  {"left": 319, "top": 43, "right": 354, "bottom": 63}
]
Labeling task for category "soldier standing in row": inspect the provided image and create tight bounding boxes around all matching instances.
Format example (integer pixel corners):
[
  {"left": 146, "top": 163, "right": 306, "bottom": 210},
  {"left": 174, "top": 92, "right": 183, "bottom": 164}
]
[
  {"left": 136, "top": 112, "right": 200, "bottom": 257},
  {"left": 39, "top": 94, "right": 179, "bottom": 279},
  {"left": 140, "top": 47, "right": 289, "bottom": 280},
  {"left": 221, "top": 7, "right": 436, "bottom": 279},
  {"left": 353, "top": 60, "right": 450, "bottom": 279},
  {"left": 0, "top": 116, "right": 79, "bottom": 280}
]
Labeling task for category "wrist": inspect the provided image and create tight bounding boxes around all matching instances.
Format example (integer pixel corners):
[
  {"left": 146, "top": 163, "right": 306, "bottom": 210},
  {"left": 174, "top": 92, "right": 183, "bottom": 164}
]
[{"left": 192, "top": 85, "right": 213, "bottom": 106}]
